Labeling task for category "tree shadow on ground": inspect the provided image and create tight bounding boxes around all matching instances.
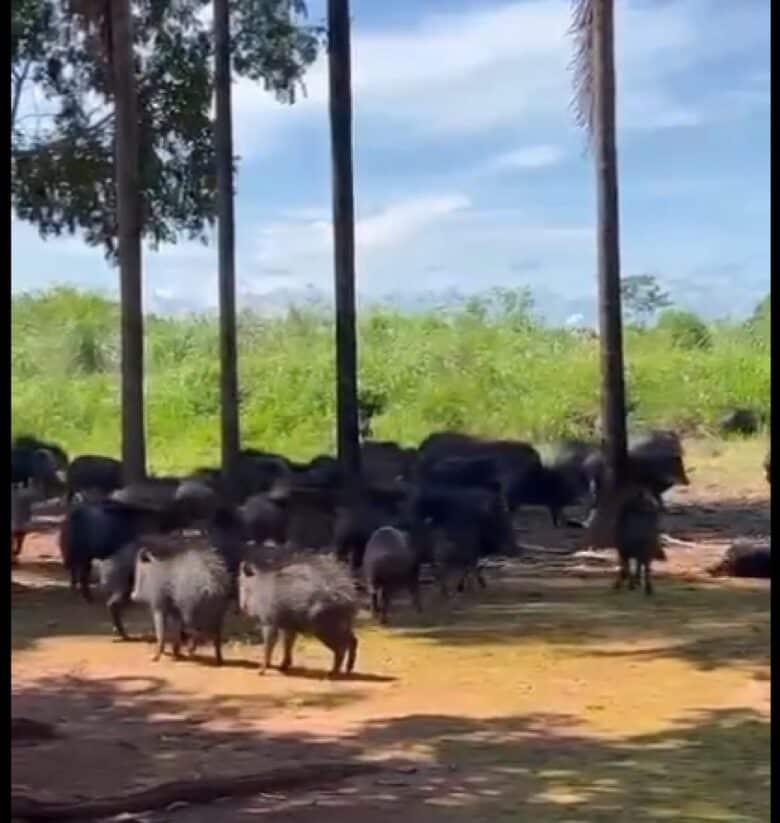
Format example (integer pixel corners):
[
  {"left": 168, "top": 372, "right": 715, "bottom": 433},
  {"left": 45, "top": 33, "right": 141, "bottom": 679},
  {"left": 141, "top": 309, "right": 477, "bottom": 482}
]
[
  {"left": 513, "top": 494, "right": 770, "bottom": 553},
  {"left": 387, "top": 575, "right": 769, "bottom": 676},
  {"left": 11, "top": 674, "right": 770, "bottom": 822}
]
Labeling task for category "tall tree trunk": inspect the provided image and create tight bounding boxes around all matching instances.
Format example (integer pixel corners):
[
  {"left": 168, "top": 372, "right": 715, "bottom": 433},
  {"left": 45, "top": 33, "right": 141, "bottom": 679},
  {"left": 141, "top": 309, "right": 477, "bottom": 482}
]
[
  {"left": 111, "top": 0, "right": 146, "bottom": 483},
  {"left": 214, "top": 0, "right": 241, "bottom": 497},
  {"left": 327, "top": 0, "right": 361, "bottom": 481},
  {"left": 592, "top": 0, "right": 627, "bottom": 491}
]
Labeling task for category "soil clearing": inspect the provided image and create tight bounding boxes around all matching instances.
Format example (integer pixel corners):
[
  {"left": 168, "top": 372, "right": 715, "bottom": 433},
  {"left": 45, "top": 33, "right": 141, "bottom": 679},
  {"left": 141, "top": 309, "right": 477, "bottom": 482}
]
[{"left": 12, "top": 439, "right": 770, "bottom": 822}]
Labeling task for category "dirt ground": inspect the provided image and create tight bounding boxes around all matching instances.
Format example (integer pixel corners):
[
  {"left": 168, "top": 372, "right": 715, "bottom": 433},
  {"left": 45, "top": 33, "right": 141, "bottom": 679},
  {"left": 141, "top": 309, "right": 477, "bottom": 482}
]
[{"left": 11, "top": 439, "right": 771, "bottom": 822}]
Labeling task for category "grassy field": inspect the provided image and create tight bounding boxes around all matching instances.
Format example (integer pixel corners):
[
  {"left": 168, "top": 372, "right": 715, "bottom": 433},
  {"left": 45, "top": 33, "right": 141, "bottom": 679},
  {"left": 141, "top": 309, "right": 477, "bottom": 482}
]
[{"left": 11, "top": 287, "right": 770, "bottom": 473}]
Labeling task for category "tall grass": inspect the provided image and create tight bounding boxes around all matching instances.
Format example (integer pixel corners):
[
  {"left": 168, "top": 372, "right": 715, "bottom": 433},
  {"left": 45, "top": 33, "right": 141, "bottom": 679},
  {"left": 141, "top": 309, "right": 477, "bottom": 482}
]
[{"left": 11, "top": 287, "right": 770, "bottom": 474}]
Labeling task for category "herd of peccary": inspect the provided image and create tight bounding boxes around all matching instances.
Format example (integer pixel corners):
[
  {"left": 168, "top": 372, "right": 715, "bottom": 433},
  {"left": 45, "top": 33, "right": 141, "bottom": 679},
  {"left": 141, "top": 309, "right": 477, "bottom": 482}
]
[{"left": 10, "top": 429, "right": 771, "bottom": 674}]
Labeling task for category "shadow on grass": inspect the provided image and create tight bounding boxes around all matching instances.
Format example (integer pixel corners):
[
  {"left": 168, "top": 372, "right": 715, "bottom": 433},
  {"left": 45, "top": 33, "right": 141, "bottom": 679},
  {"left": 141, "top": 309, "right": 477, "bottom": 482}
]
[{"left": 11, "top": 674, "right": 770, "bottom": 822}]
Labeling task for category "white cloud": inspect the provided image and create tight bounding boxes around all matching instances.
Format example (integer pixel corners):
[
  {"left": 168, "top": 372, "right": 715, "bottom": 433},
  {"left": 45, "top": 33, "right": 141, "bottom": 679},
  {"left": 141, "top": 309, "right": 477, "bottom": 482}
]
[
  {"left": 228, "top": 0, "right": 769, "bottom": 157},
  {"left": 357, "top": 194, "right": 470, "bottom": 251},
  {"left": 486, "top": 145, "right": 564, "bottom": 172},
  {"left": 255, "top": 192, "right": 470, "bottom": 269}
]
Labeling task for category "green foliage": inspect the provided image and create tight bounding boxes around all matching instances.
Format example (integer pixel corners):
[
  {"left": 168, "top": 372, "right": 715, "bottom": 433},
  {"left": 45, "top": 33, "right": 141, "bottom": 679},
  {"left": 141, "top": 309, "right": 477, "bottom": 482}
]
[
  {"left": 621, "top": 273, "right": 672, "bottom": 327},
  {"left": 11, "top": 0, "right": 320, "bottom": 258},
  {"left": 656, "top": 309, "right": 713, "bottom": 351},
  {"left": 744, "top": 293, "right": 770, "bottom": 345},
  {"left": 11, "top": 288, "right": 771, "bottom": 474}
]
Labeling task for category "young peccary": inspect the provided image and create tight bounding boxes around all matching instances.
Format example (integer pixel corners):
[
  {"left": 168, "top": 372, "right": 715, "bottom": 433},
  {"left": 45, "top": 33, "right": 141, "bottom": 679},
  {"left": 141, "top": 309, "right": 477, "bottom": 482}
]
[
  {"left": 613, "top": 489, "right": 666, "bottom": 596},
  {"left": 131, "top": 545, "right": 232, "bottom": 664},
  {"left": 238, "top": 554, "right": 358, "bottom": 677},
  {"left": 362, "top": 525, "right": 428, "bottom": 623},
  {"left": 708, "top": 542, "right": 771, "bottom": 579}
]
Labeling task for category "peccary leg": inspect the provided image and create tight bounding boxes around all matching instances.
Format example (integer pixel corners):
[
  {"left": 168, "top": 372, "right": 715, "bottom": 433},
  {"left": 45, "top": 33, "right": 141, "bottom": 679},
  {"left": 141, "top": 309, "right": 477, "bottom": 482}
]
[
  {"left": 614, "top": 558, "right": 629, "bottom": 591},
  {"left": 476, "top": 566, "right": 487, "bottom": 589},
  {"left": 643, "top": 561, "right": 654, "bottom": 596},
  {"left": 379, "top": 590, "right": 391, "bottom": 625},
  {"left": 171, "top": 625, "right": 183, "bottom": 660},
  {"left": 280, "top": 630, "right": 297, "bottom": 672},
  {"left": 370, "top": 588, "right": 381, "bottom": 619},
  {"left": 628, "top": 561, "right": 638, "bottom": 590},
  {"left": 549, "top": 506, "right": 561, "bottom": 528},
  {"left": 261, "top": 626, "right": 279, "bottom": 674},
  {"left": 78, "top": 565, "right": 94, "bottom": 603},
  {"left": 151, "top": 610, "right": 167, "bottom": 661},
  {"left": 345, "top": 632, "right": 358, "bottom": 674},
  {"left": 108, "top": 599, "right": 129, "bottom": 640},
  {"left": 213, "top": 623, "right": 224, "bottom": 666},
  {"left": 317, "top": 631, "right": 345, "bottom": 677},
  {"left": 12, "top": 531, "right": 25, "bottom": 561}
]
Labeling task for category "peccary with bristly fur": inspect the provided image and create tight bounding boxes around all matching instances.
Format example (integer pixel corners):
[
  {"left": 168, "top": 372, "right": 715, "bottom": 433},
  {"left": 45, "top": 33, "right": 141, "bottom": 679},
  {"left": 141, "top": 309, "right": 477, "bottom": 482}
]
[
  {"left": 95, "top": 541, "right": 140, "bottom": 639},
  {"left": 238, "top": 553, "right": 358, "bottom": 677},
  {"left": 362, "top": 525, "right": 427, "bottom": 623},
  {"left": 131, "top": 545, "right": 232, "bottom": 664}
]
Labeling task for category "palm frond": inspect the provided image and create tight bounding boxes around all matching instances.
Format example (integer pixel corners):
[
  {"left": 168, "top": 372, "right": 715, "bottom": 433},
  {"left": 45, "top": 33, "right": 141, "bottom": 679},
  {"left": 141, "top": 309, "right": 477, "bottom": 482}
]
[{"left": 568, "top": 0, "right": 594, "bottom": 140}]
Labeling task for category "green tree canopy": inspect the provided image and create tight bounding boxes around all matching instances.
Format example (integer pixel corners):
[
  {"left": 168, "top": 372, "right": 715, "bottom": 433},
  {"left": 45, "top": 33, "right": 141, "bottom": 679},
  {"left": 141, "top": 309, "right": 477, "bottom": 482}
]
[{"left": 11, "top": 0, "right": 320, "bottom": 259}]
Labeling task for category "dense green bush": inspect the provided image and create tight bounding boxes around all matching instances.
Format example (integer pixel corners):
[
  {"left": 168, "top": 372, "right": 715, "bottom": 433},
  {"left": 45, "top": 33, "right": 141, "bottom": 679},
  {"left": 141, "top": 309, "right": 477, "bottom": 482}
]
[
  {"left": 656, "top": 309, "right": 713, "bottom": 351},
  {"left": 11, "top": 287, "right": 771, "bottom": 474}
]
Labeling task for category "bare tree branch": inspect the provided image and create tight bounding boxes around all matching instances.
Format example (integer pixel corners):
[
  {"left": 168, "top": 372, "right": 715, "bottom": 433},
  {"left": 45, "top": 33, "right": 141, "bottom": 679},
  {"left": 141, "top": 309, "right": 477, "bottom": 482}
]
[
  {"left": 11, "top": 56, "right": 34, "bottom": 131},
  {"left": 13, "top": 110, "right": 115, "bottom": 155}
]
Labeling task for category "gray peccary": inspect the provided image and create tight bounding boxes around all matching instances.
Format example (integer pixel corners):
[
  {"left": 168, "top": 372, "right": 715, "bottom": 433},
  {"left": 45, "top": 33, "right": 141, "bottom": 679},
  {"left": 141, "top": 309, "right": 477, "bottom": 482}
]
[
  {"left": 131, "top": 545, "right": 232, "bottom": 664},
  {"left": 238, "top": 554, "right": 358, "bottom": 677},
  {"left": 362, "top": 525, "right": 426, "bottom": 624},
  {"left": 95, "top": 541, "right": 141, "bottom": 639}
]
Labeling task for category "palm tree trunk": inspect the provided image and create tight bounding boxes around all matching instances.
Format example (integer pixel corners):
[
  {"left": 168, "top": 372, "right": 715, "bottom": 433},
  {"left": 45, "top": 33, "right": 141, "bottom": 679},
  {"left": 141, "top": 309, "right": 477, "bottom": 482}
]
[
  {"left": 327, "top": 0, "right": 361, "bottom": 481},
  {"left": 592, "top": 0, "right": 627, "bottom": 488},
  {"left": 214, "top": 0, "right": 241, "bottom": 497},
  {"left": 111, "top": 0, "right": 146, "bottom": 483}
]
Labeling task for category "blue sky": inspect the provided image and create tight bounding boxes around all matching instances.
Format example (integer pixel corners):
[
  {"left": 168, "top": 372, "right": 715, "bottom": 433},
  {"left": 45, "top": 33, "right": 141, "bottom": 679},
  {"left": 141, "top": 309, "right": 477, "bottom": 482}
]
[{"left": 11, "top": 0, "right": 770, "bottom": 322}]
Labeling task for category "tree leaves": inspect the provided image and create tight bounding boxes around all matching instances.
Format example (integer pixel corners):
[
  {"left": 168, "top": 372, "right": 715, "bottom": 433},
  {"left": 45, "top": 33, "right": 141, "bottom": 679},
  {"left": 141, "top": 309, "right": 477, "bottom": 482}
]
[{"left": 11, "top": 0, "right": 320, "bottom": 260}]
